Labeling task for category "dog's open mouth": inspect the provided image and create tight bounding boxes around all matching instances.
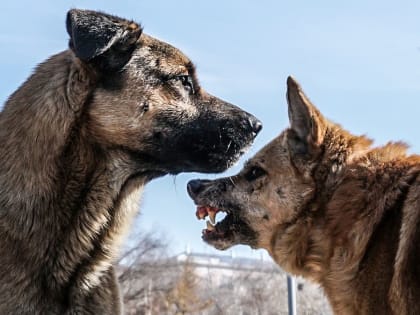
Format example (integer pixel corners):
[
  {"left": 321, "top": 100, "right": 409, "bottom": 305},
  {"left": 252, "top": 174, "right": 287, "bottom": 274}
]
[{"left": 195, "top": 205, "right": 244, "bottom": 249}]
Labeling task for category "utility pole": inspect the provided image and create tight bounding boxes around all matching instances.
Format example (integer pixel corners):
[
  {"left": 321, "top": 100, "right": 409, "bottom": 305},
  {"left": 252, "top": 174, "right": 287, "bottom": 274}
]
[{"left": 287, "top": 275, "right": 297, "bottom": 315}]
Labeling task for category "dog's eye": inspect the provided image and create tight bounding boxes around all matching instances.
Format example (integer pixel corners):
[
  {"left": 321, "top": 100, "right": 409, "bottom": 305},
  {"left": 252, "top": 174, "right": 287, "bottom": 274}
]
[
  {"left": 244, "top": 166, "right": 266, "bottom": 182},
  {"left": 176, "top": 75, "right": 195, "bottom": 94}
]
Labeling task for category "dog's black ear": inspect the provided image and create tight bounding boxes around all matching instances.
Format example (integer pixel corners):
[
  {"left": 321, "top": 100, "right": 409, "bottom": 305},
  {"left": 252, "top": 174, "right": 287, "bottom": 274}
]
[
  {"left": 66, "top": 9, "right": 142, "bottom": 71},
  {"left": 286, "top": 76, "right": 326, "bottom": 155}
]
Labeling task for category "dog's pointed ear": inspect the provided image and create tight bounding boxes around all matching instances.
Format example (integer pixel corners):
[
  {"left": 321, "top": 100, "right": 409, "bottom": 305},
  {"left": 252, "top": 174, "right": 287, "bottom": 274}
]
[
  {"left": 66, "top": 9, "right": 142, "bottom": 71},
  {"left": 286, "top": 76, "right": 326, "bottom": 155}
]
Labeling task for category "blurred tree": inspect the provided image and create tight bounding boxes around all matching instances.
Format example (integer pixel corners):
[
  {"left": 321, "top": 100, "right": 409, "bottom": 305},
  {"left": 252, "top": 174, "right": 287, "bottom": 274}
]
[
  {"left": 117, "top": 230, "right": 172, "bottom": 315},
  {"left": 116, "top": 230, "right": 332, "bottom": 315},
  {"left": 166, "top": 258, "right": 212, "bottom": 315}
]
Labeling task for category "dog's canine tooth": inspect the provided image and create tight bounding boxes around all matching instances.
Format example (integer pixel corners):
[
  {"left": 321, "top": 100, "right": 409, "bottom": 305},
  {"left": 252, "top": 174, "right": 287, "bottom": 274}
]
[
  {"left": 196, "top": 206, "right": 208, "bottom": 220},
  {"left": 208, "top": 209, "right": 217, "bottom": 224},
  {"left": 206, "top": 220, "right": 215, "bottom": 231}
]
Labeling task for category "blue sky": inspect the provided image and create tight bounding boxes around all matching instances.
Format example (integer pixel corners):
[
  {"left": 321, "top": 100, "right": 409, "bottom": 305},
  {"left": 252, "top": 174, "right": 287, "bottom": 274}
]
[{"left": 1, "top": 1, "right": 420, "bottom": 258}]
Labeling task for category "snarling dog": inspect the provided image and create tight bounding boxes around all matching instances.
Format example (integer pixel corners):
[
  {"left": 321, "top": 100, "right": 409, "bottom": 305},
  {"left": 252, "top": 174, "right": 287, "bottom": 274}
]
[
  {"left": 188, "top": 76, "right": 420, "bottom": 315},
  {"left": 0, "top": 9, "right": 261, "bottom": 315}
]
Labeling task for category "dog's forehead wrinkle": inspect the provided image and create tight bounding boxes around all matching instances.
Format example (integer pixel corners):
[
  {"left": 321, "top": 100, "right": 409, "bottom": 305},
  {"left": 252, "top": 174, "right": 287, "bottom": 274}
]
[{"left": 129, "top": 46, "right": 190, "bottom": 79}]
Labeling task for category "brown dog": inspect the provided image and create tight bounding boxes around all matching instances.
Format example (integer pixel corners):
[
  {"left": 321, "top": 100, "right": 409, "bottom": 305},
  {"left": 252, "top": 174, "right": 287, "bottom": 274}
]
[
  {"left": 188, "top": 77, "right": 420, "bottom": 315},
  {"left": 0, "top": 9, "right": 261, "bottom": 315}
]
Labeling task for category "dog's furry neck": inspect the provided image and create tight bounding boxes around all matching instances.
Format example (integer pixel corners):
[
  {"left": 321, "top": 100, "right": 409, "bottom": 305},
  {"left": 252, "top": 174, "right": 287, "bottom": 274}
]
[
  {"left": 0, "top": 51, "right": 158, "bottom": 298},
  {"left": 271, "top": 125, "right": 420, "bottom": 314}
]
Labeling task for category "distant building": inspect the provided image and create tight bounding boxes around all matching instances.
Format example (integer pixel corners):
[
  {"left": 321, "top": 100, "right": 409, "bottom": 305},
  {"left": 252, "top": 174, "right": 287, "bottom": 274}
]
[
  {"left": 119, "top": 250, "right": 332, "bottom": 314},
  {"left": 175, "top": 251, "right": 278, "bottom": 275},
  {"left": 172, "top": 251, "right": 332, "bottom": 315}
]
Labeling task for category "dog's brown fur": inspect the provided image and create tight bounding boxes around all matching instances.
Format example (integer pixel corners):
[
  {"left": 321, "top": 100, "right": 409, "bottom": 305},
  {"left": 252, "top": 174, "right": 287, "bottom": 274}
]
[
  {"left": 0, "top": 9, "right": 261, "bottom": 315},
  {"left": 188, "top": 77, "right": 420, "bottom": 315}
]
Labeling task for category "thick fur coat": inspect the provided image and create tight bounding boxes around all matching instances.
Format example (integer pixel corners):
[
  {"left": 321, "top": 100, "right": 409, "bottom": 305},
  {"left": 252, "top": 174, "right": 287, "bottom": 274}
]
[{"left": 188, "top": 77, "right": 420, "bottom": 315}]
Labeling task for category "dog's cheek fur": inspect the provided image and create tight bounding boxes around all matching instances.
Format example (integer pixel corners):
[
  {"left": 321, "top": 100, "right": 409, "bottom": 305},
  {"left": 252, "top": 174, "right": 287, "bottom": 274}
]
[
  {"left": 86, "top": 93, "right": 146, "bottom": 149},
  {"left": 238, "top": 177, "right": 313, "bottom": 250},
  {"left": 86, "top": 83, "right": 195, "bottom": 151},
  {"left": 244, "top": 139, "right": 314, "bottom": 237}
]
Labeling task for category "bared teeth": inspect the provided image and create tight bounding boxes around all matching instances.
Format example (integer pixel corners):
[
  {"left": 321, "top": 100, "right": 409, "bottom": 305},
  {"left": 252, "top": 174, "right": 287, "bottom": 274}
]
[
  {"left": 196, "top": 206, "right": 220, "bottom": 221},
  {"left": 208, "top": 209, "right": 217, "bottom": 225},
  {"left": 206, "top": 220, "right": 215, "bottom": 231},
  {"left": 196, "top": 206, "right": 208, "bottom": 220}
]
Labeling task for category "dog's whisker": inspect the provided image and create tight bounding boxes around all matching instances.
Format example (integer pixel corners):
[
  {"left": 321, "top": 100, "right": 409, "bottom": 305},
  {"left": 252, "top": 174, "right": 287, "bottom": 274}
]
[{"left": 225, "top": 140, "right": 232, "bottom": 153}]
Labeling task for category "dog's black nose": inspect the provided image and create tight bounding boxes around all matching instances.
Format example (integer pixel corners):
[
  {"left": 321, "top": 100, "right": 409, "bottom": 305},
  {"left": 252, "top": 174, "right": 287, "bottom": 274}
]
[
  {"left": 187, "top": 179, "right": 206, "bottom": 198},
  {"left": 248, "top": 117, "right": 263, "bottom": 136}
]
